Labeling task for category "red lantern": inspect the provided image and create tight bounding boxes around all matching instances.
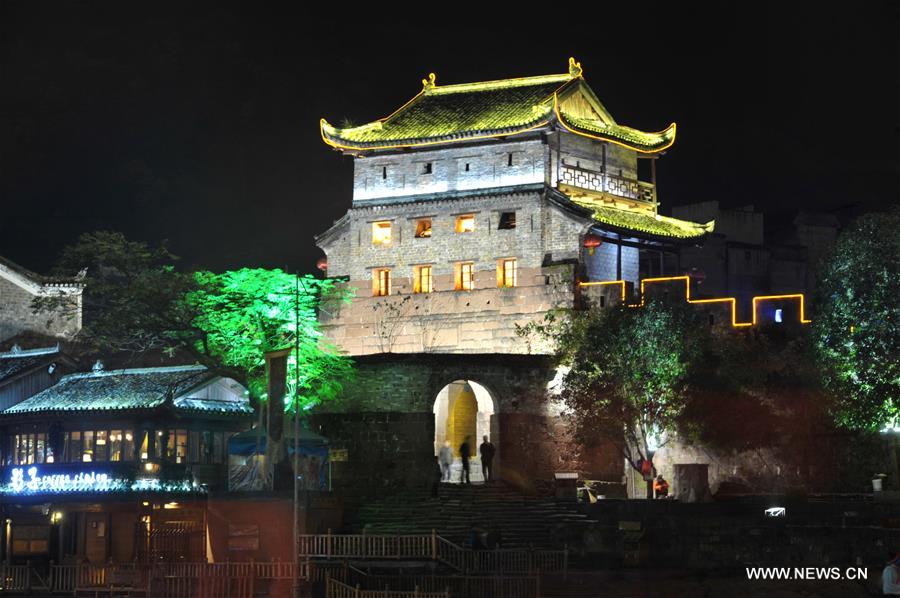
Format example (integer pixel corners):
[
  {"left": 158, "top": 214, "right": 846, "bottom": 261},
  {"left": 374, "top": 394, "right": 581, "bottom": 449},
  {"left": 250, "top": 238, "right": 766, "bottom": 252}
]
[
  {"left": 582, "top": 233, "right": 603, "bottom": 256},
  {"left": 316, "top": 257, "right": 328, "bottom": 272}
]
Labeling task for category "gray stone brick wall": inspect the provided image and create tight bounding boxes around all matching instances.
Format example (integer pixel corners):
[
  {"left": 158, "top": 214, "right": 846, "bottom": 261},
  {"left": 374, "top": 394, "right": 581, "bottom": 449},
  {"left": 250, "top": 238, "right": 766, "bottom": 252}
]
[{"left": 0, "top": 276, "right": 82, "bottom": 342}]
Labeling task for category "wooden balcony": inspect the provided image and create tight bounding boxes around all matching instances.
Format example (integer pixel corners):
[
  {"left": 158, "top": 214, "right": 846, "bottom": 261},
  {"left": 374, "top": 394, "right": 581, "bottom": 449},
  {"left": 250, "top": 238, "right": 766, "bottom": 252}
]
[{"left": 558, "top": 164, "right": 656, "bottom": 206}]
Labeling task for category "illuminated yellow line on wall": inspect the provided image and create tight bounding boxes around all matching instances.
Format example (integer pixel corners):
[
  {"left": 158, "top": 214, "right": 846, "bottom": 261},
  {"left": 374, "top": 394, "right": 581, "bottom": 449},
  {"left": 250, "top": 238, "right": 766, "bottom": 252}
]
[{"left": 579, "top": 275, "right": 811, "bottom": 327}]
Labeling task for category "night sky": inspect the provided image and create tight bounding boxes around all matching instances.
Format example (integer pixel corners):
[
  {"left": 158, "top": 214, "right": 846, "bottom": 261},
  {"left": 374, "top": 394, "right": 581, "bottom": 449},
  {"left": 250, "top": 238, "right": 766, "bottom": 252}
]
[{"left": 2, "top": 4, "right": 898, "bottom": 275}]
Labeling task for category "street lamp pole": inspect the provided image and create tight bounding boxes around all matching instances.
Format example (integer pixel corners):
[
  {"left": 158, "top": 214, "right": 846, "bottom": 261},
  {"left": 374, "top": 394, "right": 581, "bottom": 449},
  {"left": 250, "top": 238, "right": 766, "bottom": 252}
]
[{"left": 292, "top": 273, "right": 302, "bottom": 598}]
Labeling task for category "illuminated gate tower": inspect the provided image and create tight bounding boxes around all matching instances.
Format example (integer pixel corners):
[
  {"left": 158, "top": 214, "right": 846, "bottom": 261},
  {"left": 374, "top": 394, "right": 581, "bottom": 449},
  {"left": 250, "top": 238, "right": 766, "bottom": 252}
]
[{"left": 313, "top": 59, "right": 713, "bottom": 492}]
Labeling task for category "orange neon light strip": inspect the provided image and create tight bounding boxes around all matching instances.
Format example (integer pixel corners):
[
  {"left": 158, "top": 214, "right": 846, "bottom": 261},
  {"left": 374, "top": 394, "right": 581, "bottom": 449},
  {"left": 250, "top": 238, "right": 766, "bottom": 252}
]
[{"left": 579, "top": 275, "right": 810, "bottom": 327}]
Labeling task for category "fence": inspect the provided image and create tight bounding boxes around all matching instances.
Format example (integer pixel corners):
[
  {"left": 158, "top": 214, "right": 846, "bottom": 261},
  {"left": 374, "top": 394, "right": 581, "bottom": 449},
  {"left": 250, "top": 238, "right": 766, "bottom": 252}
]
[
  {"left": 326, "top": 576, "right": 450, "bottom": 598},
  {"left": 0, "top": 560, "right": 304, "bottom": 595},
  {"left": 314, "top": 563, "right": 540, "bottom": 598},
  {"left": 299, "top": 531, "right": 567, "bottom": 575}
]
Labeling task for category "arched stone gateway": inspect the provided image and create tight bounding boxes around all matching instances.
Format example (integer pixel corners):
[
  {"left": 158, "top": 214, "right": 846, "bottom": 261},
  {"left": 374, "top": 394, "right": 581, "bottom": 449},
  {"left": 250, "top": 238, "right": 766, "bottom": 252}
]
[
  {"left": 310, "top": 353, "right": 623, "bottom": 497},
  {"left": 433, "top": 380, "right": 497, "bottom": 483}
]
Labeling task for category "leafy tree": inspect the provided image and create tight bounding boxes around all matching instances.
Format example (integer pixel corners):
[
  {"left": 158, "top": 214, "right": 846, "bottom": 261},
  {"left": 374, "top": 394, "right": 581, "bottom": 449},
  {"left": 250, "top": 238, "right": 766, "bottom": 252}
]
[
  {"left": 813, "top": 208, "right": 900, "bottom": 430},
  {"left": 32, "top": 231, "right": 196, "bottom": 355},
  {"left": 34, "top": 231, "right": 353, "bottom": 410},
  {"left": 188, "top": 268, "right": 352, "bottom": 410},
  {"left": 541, "top": 301, "right": 707, "bottom": 494}
]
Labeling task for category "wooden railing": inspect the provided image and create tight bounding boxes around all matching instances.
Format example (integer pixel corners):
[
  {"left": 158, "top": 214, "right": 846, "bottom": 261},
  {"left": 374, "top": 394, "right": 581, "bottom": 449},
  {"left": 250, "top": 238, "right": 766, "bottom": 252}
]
[
  {"left": 299, "top": 531, "right": 567, "bottom": 575},
  {"left": 0, "top": 560, "right": 304, "bottom": 595},
  {"left": 339, "top": 564, "right": 541, "bottom": 598},
  {"left": 0, "top": 565, "right": 29, "bottom": 591},
  {"left": 326, "top": 576, "right": 450, "bottom": 598},
  {"left": 559, "top": 163, "right": 656, "bottom": 204}
]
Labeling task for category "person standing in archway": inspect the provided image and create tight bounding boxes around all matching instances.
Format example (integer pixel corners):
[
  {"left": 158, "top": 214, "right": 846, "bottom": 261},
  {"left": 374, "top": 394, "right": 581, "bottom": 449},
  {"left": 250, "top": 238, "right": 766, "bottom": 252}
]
[
  {"left": 479, "top": 435, "right": 495, "bottom": 483},
  {"left": 460, "top": 436, "right": 472, "bottom": 485},
  {"left": 438, "top": 441, "right": 453, "bottom": 482}
]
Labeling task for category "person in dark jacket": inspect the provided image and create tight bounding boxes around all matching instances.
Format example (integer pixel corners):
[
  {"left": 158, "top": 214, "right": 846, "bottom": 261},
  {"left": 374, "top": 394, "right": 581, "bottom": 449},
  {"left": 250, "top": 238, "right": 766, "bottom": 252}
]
[
  {"left": 460, "top": 437, "right": 472, "bottom": 485},
  {"left": 479, "top": 435, "right": 496, "bottom": 483},
  {"left": 431, "top": 456, "right": 442, "bottom": 497}
]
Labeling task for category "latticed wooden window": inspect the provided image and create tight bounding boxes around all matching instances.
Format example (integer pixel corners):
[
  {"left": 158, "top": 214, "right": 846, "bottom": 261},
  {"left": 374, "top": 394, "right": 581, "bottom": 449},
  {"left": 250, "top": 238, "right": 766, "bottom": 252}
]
[
  {"left": 497, "top": 258, "right": 517, "bottom": 288},
  {"left": 455, "top": 262, "right": 474, "bottom": 291},
  {"left": 413, "top": 265, "right": 432, "bottom": 294},
  {"left": 372, "top": 268, "right": 391, "bottom": 297}
]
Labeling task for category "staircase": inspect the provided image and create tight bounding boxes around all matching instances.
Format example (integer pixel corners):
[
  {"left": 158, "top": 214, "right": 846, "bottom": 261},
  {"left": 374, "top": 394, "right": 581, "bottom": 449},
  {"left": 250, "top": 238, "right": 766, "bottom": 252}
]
[{"left": 345, "top": 482, "right": 589, "bottom": 549}]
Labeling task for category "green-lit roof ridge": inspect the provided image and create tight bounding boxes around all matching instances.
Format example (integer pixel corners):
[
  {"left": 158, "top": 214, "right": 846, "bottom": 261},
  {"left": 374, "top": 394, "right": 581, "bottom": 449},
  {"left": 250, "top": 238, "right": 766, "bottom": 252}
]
[{"left": 321, "top": 58, "right": 676, "bottom": 153}]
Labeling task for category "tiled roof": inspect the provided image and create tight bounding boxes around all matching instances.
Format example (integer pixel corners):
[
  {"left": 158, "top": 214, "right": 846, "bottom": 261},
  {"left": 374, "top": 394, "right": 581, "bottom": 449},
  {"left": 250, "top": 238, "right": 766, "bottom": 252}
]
[
  {"left": 4, "top": 365, "right": 252, "bottom": 415},
  {"left": 574, "top": 200, "right": 715, "bottom": 239},
  {"left": 0, "top": 347, "right": 60, "bottom": 384},
  {"left": 321, "top": 59, "right": 675, "bottom": 153}
]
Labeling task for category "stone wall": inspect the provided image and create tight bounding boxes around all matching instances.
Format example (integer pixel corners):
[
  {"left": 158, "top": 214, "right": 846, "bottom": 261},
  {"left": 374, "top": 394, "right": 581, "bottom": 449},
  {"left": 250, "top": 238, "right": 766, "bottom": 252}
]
[
  {"left": 318, "top": 187, "right": 589, "bottom": 355},
  {"left": 310, "top": 354, "right": 625, "bottom": 497},
  {"left": 0, "top": 275, "right": 82, "bottom": 342},
  {"left": 352, "top": 138, "right": 547, "bottom": 202}
]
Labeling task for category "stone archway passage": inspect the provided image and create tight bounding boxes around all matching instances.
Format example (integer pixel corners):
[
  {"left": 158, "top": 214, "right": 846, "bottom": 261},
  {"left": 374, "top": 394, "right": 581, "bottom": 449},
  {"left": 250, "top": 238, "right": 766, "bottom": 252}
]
[{"left": 433, "top": 380, "right": 496, "bottom": 483}]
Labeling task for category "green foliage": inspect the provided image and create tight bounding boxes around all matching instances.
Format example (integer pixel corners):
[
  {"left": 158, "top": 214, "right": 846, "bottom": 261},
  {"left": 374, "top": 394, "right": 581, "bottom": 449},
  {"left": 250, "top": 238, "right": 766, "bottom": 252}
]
[
  {"left": 813, "top": 208, "right": 900, "bottom": 430},
  {"left": 33, "top": 231, "right": 197, "bottom": 354},
  {"left": 545, "top": 301, "right": 707, "bottom": 470},
  {"left": 188, "top": 269, "right": 353, "bottom": 410},
  {"left": 34, "top": 232, "right": 354, "bottom": 411}
]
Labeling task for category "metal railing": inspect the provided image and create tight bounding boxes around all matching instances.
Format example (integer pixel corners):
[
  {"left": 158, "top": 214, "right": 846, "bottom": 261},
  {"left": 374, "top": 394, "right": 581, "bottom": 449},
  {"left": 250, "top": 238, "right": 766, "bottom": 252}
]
[{"left": 299, "top": 531, "right": 568, "bottom": 575}]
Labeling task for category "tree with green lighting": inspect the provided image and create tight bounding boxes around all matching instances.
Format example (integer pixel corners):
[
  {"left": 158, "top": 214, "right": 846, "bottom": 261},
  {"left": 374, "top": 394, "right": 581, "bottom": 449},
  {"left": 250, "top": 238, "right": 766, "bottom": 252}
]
[
  {"left": 813, "top": 208, "right": 900, "bottom": 431},
  {"left": 34, "top": 231, "right": 353, "bottom": 410},
  {"left": 538, "top": 301, "right": 706, "bottom": 497},
  {"left": 188, "top": 268, "right": 352, "bottom": 410}
]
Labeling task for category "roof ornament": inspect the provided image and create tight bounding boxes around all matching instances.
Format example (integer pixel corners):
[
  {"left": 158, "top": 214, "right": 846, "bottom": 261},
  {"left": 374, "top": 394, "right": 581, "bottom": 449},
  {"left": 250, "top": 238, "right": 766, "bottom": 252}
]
[
  {"left": 422, "top": 72, "right": 436, "bottom": 90},
  {"left": 75, "top": 268, "right": 88, "bottom": 280},
  {"left": 9, "top": 344, "right": 22, "bottom": 354},
  {"left": 92, "top": 359, "right": 105, "bottom": 374},
  {"left": 568, "top": 57, "right": 583, "bottom": 78}
]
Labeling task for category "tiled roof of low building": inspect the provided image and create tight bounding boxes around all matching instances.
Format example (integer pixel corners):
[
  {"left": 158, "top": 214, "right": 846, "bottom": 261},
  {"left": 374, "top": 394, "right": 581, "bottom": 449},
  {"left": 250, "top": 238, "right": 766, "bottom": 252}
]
[
  {"left": 4, "top": 365, "right": 252, "bottom": 415},
  {"left": 0, "top": 346, "right": 61, "bottom": 384},
  {"left": 321, "top": 58, "right": 676, "bottom": 153}
]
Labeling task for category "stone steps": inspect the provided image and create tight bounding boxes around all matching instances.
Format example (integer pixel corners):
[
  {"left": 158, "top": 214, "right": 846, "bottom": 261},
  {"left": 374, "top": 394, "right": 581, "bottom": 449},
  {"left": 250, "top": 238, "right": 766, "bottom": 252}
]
[{"left": 346, "top": 482, "right": 588, "bottom": 549}]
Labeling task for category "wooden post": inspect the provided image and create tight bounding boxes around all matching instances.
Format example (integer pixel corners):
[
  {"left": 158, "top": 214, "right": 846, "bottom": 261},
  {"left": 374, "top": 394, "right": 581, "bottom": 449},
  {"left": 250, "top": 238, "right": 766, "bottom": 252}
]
[
  {"left": 355, "top": 582, "right": 361, "bottom": 597},
  {"left": 249, "top": 558, "right": 255, "bottom": 597},
  {"left": 431, "top": 529, "right": 437, "bottom": 561},
  {"left": 327, "top": 528, "right": 332, "bottom": 559},
  {"left": 26, "top": 559, "right": 31, "bottom": 592},
  {"left": 563, "top": 544, "right": 569, "bottom": 582}
]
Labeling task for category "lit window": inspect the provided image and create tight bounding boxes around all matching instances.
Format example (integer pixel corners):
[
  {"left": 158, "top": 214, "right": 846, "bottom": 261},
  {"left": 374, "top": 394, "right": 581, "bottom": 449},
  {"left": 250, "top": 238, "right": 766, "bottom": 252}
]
[
  {"left": 413, "top": 265, "right": 433, "bottom": 294},
  {"left": 498, "top": 212, "right": 516, "bottom": 230},
  {"left": 372, "top": 221, "right": 392, "bottom": 246},
  {"left": 415, "top": 218, "right": 432, "bottom": 238},
  {"left": 775, "top": 308, "right": 783, "bottom": 323},
  {"left": 372, "top": 268, "right": 391, "bottom": 297},
  {"left": 456, "top": 215, "right": 475, "bottom": 233},
  {"left": 455, "top": 262, "right": 475, "bottom": 291},
  {"left": 497, "top": 258, "right": 517, "bottom": 288}
]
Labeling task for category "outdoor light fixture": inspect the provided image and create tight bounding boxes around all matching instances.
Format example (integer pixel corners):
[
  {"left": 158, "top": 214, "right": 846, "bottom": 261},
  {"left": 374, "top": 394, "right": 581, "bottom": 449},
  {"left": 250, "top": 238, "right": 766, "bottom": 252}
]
[
  {"left": 765, "top": 507, "right": 786, "bottom": 517},
  {"left": 775, "top": 309, "right": 783, "bottom": 323},
  {"left": 51, "top": 511, "right": 63, "bottom": 524}
]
